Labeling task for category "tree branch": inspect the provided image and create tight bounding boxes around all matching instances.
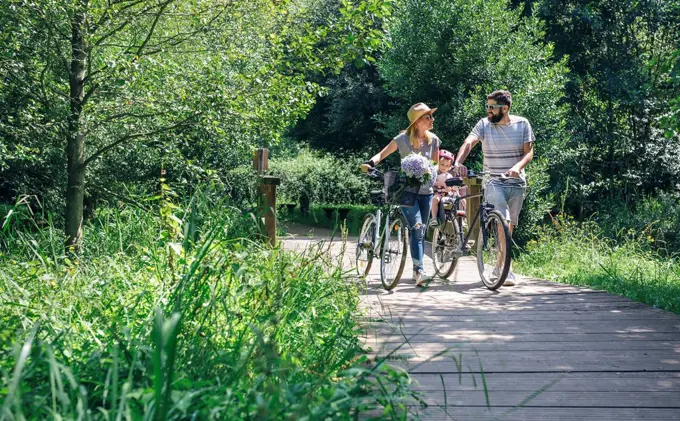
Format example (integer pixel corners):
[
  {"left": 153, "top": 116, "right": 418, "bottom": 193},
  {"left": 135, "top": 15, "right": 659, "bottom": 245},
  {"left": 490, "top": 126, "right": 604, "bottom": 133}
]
[
  {"left": 83, "top": 114, "right": 199, "bottom": 167},
  {"left": 136, "top": 0, "right": 172, "bottom": 57}
]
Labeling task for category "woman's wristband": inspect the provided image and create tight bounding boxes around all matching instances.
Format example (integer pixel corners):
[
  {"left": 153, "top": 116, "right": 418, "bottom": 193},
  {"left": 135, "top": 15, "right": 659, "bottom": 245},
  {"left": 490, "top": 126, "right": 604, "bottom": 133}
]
[{"left": 364, "top": 159, "right": 376, "bottom": 168}]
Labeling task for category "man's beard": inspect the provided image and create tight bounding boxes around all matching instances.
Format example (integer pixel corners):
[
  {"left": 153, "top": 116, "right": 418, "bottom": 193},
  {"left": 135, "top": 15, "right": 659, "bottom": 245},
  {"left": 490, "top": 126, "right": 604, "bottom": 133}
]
[{"left": 489, "top": 109, "right": 505, "bottom": 123}]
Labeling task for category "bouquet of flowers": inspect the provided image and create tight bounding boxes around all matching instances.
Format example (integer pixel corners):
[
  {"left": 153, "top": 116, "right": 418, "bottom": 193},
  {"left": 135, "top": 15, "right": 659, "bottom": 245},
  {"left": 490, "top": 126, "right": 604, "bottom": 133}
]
[{"left": 400, "top": 153, "right": 437, "bottom": 188}]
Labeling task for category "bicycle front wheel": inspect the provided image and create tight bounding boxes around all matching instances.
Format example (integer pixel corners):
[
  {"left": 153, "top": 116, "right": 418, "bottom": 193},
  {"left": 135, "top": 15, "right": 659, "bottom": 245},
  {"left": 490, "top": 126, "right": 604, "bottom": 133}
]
[
  {"left": 356, "top": 214, "right": 377, "bottom": 278},
  {"left": 432, "top": 218, "right": 463, "bottom": 279},
  {"left": 477, "top": 210, "right": 512, "bottom": 290},
  {"left": 380, "top": 213, "right": 408, "bottom": 290}
]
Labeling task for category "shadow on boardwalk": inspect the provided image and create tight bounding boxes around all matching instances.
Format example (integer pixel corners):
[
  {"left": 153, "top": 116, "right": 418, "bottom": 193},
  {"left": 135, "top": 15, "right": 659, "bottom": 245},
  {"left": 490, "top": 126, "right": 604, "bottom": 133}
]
[{"left": 280, "top": 223, "right": 680, "bottom": 420}]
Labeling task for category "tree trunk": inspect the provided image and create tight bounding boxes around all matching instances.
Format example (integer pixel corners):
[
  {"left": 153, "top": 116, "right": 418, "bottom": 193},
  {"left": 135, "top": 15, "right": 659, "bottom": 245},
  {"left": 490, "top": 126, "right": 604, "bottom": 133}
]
[{"left": 65, "top": 4, "right": 87, "bottom": 249}]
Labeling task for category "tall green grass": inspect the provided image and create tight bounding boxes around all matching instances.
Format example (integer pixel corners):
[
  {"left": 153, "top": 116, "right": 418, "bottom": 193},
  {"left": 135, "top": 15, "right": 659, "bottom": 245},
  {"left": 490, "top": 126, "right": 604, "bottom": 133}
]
[
  {"left": 0, "top": 192, "right": 420, "bottom": 419},
  {"left": 515, "top": 215, "right": 680, "bottom": 313}
]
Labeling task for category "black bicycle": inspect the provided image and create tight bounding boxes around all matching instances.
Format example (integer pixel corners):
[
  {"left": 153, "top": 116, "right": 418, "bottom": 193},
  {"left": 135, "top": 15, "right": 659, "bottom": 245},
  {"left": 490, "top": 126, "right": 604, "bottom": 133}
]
[
  {"left": 356, "top": 168, "right": 409, "bottom": 290},
  {"left": 431, "top": 171, "right": 513, "bottom": 290}
]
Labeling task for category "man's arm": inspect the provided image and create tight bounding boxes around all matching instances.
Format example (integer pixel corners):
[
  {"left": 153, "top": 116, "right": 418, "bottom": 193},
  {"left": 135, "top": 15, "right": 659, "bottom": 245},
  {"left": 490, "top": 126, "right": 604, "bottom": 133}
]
[
  {"left": 453, "top": 135, "right": 479, "bottom": 177},
  {"left": 506, "top": 141, "right": 534, "bottom": 178},
  {"left": 455, "top": 135, "right": 479, "bottom": 166}
]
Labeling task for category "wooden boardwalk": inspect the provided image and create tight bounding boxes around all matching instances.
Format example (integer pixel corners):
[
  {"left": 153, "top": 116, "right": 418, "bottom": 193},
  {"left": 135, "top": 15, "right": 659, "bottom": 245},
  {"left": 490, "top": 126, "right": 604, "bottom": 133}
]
[{"left": 281, "top": 224, "right": 680, "bottom": 420}]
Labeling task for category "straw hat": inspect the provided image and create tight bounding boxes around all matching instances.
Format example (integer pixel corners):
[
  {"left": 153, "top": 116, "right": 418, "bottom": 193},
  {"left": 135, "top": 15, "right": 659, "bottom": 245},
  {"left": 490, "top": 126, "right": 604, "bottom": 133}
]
[{"left": 406, "top": 103, "right": 437, "bottom": 130}]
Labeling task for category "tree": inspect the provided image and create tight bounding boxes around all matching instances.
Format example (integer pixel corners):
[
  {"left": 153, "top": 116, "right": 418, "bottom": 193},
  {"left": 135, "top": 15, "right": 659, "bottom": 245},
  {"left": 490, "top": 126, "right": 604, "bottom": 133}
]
[
  {"left": 378, "top": 0, "right": 569, "bottom": 173},
  {"left": 528, "top": 0, "right": 680, "bottom": 211},
  {"left": 0, "top": 0, "right": 392, "bottom": 248}
]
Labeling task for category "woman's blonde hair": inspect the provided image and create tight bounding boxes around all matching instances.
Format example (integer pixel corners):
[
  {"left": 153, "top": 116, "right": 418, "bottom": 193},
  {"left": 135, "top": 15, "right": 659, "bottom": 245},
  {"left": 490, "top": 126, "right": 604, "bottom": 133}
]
[{"left": 406, "top": 125, "right": 433, "bottom": 148}]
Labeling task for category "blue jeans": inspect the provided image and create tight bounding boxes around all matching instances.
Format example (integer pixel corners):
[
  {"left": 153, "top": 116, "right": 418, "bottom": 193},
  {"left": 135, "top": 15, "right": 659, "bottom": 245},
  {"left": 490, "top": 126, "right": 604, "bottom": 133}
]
[{"left": 401, "top": 193, "right": 433, "bottom": 273}]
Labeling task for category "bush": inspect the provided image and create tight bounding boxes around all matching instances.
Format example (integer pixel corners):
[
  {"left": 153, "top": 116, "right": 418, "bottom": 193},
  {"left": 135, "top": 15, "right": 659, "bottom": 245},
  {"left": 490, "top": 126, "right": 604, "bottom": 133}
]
[
  {"left": 269, "top": 149, "right": 373, "bottom": 206},
  {"left": 514, "top": 159, "right": 555, "bottom": 245},
  {"left": 280, "top": 203, "right": 378, "bottom": 236},
  {"left": 594, "top": 192, "right": 680, "bottom": 255}
]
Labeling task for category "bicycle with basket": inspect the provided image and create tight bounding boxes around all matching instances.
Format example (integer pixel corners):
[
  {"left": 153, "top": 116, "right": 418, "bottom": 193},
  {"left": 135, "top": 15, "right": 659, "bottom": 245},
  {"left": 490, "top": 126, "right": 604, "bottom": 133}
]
[{"left": 355, "top": 168, "right": 416, "bottom": 290}]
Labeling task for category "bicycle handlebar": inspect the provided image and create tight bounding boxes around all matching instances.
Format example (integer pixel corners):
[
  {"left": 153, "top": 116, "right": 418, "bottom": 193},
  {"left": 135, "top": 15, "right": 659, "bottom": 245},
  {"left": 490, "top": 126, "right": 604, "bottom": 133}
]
[
  {"left": 470, "top": 170, "right": 522, "bottom": 181},
  {"left": 365, "top": 167, "right": 384, "bottom": 178}
]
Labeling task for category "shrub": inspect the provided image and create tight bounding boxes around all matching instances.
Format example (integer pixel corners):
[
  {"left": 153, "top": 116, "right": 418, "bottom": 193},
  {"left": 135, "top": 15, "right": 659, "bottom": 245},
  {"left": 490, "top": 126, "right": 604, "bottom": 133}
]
[{"left": 269, "top": 149, "right": 372, "bottom": 206}]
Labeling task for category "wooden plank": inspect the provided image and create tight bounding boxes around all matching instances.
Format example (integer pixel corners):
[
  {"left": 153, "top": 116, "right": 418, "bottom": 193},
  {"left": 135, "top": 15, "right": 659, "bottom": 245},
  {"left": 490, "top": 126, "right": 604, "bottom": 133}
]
[
  {"left": 362, "top": 292, "right": 642, "bottom": 303},
  {"left": 364, "top": 321, "right": 680, "bottom": 335},
  {"left": 410, "top": 372, "right": 680, "bottom": 392},
  {"left": 362, "top": 312, "right": 678, "bottom": 322},
  {"left": 393, "top": 407, "right": 680, "bottom": 421},
  {"left": 367, "top": 332, "right": 680, "bottom": 343},
  {"left": 395, "top": 355, "right": 680, "bottom": 373},
  {"left": 370, "top": 340, "right": 680, "bottom": 353},
  {"left": 409, "top": 391, "right": 680, "bottom": 408}
]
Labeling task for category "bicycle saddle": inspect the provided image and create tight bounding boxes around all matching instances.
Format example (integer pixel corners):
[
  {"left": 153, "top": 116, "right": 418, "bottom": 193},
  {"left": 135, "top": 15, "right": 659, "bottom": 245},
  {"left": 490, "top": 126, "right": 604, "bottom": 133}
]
[{"left": 445, "top": 177, "right": 464, "bottom": 187}]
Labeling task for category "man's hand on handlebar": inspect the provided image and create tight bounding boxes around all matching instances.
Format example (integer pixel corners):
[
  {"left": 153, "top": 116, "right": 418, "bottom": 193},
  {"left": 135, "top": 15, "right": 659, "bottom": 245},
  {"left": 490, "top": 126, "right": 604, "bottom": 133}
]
[
  {"left": 505, "top": 166, "right": 520, "bottom": 178},
  {"left": 452, "top": 162, "right": 468, "bottom": 178}
]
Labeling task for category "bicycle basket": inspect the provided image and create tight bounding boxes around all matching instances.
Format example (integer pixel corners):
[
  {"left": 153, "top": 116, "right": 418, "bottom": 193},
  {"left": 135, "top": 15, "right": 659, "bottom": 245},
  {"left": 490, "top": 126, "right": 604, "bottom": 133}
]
[{"left": 384, "top": 170, "right": 420, "bottom": 207}]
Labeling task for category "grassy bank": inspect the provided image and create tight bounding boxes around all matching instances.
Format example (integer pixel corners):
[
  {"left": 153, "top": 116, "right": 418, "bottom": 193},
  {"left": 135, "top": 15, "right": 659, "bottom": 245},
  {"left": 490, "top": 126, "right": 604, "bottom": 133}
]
[
  {"left": 0, "top": 196, "right": 417, "bottom": 419},
  {"left": 515, "top": 216, "right": 680, "bottom": 314}
]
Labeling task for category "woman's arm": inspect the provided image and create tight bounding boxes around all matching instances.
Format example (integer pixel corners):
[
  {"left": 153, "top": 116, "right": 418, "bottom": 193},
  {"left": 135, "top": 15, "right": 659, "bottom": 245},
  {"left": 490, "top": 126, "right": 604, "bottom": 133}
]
[{"left": 361, "top": 140, "right": 398, "bottom": 172}]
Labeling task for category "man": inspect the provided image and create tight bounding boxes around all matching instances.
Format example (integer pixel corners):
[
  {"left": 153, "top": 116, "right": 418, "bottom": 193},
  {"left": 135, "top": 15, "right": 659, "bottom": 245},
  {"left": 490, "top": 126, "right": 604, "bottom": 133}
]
[{"left": 453, "top": 90, "right": 534, "bottom": 286}]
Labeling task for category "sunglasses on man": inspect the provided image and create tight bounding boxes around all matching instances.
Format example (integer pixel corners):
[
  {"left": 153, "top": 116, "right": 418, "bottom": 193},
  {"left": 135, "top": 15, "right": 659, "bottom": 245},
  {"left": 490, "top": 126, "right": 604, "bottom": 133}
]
[{"left": 485, "top": 104, "right": 505, "bottom": 111}]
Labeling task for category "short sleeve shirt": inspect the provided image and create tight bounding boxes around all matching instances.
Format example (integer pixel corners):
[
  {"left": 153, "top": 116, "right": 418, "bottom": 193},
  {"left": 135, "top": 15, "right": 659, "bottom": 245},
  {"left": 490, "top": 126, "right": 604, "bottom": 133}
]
[
  {"left": 393, "top": 132, "right": 440, "bottom": 195},
  {"left": 470, "top": 116, "right": 534, "bottom": 186}
]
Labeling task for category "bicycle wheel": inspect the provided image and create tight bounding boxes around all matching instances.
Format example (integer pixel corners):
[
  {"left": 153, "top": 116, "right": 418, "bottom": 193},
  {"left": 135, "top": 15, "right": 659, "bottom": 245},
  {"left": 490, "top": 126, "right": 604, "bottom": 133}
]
[
  {"left": 477, "top": 210, "right": 512, "bottom": 290},
  {"left": 356, "top": 214, "right": 377, "bottom": 278},
  {"left": 432, "top": 218, "right": 463, "bottom": 279},
  {"left": 380, "top": 213, "right": 408, "bottom": 290}
]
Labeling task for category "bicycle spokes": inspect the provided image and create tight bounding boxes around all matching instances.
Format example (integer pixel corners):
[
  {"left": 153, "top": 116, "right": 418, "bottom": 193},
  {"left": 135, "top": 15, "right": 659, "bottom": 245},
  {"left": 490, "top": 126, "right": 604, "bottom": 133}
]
[{"left": 477, "top": 211, "right": 512, "bottom": 290}]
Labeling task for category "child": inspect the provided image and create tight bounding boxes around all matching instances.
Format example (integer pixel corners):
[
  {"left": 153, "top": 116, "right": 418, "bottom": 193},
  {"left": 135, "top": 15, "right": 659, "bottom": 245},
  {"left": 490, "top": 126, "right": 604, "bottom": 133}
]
[{"left": 430, "top": 149, "right": 456, "bottom": 227}]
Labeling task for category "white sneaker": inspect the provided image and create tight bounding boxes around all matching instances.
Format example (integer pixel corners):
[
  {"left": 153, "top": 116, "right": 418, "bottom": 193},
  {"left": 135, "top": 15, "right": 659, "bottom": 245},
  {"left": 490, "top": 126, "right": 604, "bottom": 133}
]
[
  {"left": 504, "top": 271, "right": 516, "bottom": 286},
  {"left": 415, "top": 270, "right": 427, "bottom": 287}
]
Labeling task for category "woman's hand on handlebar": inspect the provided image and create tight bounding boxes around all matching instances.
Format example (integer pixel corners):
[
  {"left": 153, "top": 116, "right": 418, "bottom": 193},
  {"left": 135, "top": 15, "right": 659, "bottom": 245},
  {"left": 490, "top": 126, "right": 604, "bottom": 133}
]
[{"left": 360, "top": 159, "right": 375, "bottom": 173}]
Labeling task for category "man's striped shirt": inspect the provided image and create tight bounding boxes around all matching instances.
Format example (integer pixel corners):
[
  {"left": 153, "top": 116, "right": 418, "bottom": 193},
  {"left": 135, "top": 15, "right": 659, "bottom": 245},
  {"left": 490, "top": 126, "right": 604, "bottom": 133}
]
[{"left": 469, "top": 115, "right": 535, "bottom": 186}]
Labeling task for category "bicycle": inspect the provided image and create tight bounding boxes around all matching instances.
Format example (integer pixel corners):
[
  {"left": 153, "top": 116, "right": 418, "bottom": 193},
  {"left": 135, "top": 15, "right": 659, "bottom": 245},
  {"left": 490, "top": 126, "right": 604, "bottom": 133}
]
[
  {"left": 431, "top": 171, "right": 514, "bottom": 290},
  {"left": 355, "top": 168, "right": 410, "bottom": 290}
]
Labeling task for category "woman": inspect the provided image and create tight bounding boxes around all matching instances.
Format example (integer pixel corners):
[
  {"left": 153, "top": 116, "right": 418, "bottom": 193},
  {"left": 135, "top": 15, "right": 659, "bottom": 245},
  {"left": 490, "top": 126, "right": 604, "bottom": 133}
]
[{"left": 361, "top": 103, "right": 440, "bottom": 286}]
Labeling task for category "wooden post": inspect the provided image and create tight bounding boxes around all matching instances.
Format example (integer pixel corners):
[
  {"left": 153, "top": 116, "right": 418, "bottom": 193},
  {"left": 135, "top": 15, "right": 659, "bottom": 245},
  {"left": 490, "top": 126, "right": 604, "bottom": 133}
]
[
  {"left": 464, "top": 175, "right": 483, "bottom": 244},
  {"left": 254, "top": 148, "right": 268, "bottom": 174},
  {"left": 253, "top": 148, "right": 280, "bottom": 246},
  {"left": 260, "top": 176, "right": 280, "bottom": 246}
]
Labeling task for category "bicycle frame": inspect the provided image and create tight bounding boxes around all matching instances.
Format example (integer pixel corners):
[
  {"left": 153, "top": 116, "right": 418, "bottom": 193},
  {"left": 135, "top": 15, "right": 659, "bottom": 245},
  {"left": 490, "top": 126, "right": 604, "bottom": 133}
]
[
  {"left": 369, "top": 201, "right": 403, "bottom": 260},
  {"left": 443, "top": 183, "right": 503, "bottom": 253}
]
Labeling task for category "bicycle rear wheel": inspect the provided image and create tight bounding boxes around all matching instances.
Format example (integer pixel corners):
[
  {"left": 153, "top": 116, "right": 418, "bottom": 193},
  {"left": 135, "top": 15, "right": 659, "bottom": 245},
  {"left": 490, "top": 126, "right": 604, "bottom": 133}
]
[
  {"left": 477, "top": 210, "right": 512, "bottom": 290},
  {"left": 380, "top": 213, "right": 408, "bottom": 290},
  {"left": 356, "top": 214, "right": 377, "bottom": 278},
  {"left": 432, "top": 218, "right": 463, "bottom": 279}
]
